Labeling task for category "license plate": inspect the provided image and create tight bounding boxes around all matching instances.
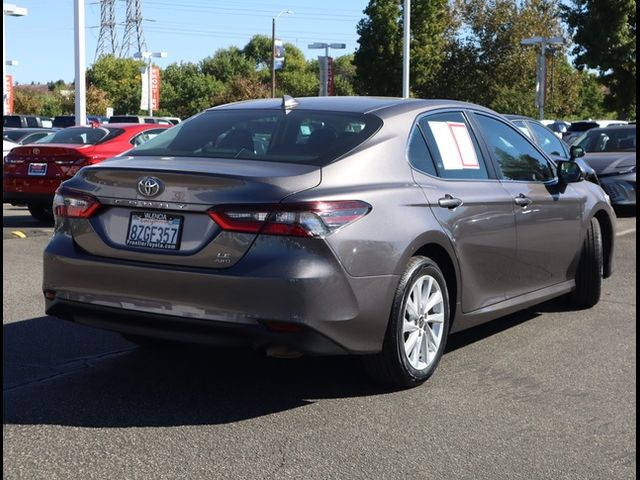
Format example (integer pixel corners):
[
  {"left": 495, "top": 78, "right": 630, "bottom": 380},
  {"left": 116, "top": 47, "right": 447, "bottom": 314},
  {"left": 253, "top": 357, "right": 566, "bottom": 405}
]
[
  {"left": 126, "top": 211, "right": 183, "bottom": 250},
  {"left": 28, "top": 163, "right": 47, "bottom": 176}
]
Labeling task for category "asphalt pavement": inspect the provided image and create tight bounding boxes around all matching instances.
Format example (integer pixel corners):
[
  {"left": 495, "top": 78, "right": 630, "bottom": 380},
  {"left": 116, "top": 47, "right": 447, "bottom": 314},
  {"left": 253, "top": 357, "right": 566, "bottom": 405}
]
[{"left": 3, "top": 204, "right": 636, "bottom": 480}]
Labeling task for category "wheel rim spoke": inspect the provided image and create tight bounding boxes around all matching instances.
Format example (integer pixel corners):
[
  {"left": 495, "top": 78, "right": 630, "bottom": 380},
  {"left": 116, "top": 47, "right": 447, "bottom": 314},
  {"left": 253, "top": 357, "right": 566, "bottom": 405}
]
[{"left": 401, "top": 273, "right": 446, "bottom": 372}]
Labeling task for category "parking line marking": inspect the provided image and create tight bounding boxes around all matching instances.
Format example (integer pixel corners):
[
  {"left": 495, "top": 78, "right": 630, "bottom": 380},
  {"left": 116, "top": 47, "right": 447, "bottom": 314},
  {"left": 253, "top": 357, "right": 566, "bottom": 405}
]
[
  {"left": 616, "top": 228, "right": 636, "bottom": 237},
  {"left": 11, "top": 230, "right": 27, "bottom": 239}
]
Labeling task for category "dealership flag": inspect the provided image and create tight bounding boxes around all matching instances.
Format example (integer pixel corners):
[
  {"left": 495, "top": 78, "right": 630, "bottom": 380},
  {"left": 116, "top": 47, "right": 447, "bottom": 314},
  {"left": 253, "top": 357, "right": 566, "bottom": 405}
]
[
  {"left": 5, "top": 75, "right": 14, "bottom": 114},
  {"left": 140, "top": 67, "right": 161, "bottom": 111}
]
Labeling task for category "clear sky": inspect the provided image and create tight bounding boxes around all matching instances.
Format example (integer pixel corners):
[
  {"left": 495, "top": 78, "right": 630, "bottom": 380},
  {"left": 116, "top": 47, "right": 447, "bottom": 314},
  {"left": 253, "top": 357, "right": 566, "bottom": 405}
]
[{"left": 4, "top": 0, "right": 370, "bottom": 85}]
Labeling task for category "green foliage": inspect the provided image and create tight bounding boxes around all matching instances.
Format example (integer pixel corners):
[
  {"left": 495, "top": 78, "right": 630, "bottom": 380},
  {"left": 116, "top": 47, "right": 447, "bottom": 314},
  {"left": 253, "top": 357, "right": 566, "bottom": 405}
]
[
  {"left": 243, "top": 35, "right": 273, "bottom": 70},
  {"left": 562, "top": 0, "right": 636, "bottom": 118},
  {"left": 86, "top": 54, "right": 144, "bottom": 114},
  {"left": 13, "top": 89, "right": 44, "bottom": 115},
  {"left": 200, "top": 47, "right": 255, "bottom": 83},
  {"left": 212, "top": 75, "right": 270, "bottom": 106},
  {"left": 354, "top": 0, "right": 453, "bottom": 97},
  {"left": 161, "top": 62, "right": 225, "bottom": 119},
  {"left": 354, "top": 0, "right": 403, "bottom": 96}
]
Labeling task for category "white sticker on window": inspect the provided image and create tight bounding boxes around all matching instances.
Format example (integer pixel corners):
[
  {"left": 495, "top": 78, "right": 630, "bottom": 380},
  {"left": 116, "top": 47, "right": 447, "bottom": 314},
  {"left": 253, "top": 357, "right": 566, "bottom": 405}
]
[{"left": 427, "top": 121, "right": 480, "bottom": 170}]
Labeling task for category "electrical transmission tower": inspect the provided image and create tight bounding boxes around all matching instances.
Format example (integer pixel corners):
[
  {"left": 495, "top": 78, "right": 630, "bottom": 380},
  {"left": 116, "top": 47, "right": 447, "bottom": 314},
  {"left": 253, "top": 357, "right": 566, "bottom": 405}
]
[
  {"left": 120, "top": 0, "right": 147, "bottom": 58},
  {"left": 95, "top": 0, "right": 118, "bottom": 59}
]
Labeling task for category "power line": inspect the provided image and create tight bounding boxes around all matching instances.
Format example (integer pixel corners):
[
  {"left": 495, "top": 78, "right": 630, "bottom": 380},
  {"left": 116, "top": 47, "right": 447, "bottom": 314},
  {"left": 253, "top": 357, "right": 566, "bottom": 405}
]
[
  {"left": 120, "top": 0, "right": 147, "bottom": 57},
  {"left": 95, "top": 0, "right": 118, "bottom": 59}
]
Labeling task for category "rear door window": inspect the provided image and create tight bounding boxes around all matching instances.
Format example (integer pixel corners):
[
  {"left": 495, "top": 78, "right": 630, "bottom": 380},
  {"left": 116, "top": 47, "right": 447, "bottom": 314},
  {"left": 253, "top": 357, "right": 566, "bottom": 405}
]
[
  {"left": 528, "top": 121, "right": 568, "bottom": 157},
  {"left": 417, "top": 112, "right": 490, "bottom": 180},
  {"left": 473, "top": 114, "right": 555, "bottom": 182}
]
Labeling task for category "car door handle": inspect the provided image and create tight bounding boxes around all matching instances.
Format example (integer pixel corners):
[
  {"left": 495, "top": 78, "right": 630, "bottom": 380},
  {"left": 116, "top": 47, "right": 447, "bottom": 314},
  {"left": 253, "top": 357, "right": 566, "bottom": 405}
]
[
  {"left": 514, "top": 194, "right": 533, "bottom": 207},
  {"left": 438, "top": 195, "right": 463, "bottom": 209}
]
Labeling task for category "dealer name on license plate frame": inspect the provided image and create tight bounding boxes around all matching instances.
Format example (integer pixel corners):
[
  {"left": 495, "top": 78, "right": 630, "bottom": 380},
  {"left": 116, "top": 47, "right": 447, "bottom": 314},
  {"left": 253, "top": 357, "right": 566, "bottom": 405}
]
[{"left": 126, "top": 211, "right": 183, "bottom": 250}]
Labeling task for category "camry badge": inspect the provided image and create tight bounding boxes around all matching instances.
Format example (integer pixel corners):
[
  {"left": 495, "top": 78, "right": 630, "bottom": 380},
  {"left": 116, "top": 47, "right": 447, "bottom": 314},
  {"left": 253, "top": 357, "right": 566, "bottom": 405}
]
[{"left": 137, "top": 177, "right": 163, "bottom": 197}]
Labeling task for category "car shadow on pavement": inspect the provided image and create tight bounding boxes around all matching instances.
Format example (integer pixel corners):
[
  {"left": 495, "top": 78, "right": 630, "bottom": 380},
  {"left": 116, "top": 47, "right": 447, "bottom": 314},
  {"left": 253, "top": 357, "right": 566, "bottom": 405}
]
[
  {"left": 2, "top": 205, "right": 53, "bottom": 228},
  {"left": 3, "top": 302, "right": 558, "bottom": 428}
]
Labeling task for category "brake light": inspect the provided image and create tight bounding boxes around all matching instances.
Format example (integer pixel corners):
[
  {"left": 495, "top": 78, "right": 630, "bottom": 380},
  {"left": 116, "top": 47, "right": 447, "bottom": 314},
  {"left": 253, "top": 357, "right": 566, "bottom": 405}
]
[
  {"left": 208, "top": 201, "right": 371, "bottom": 237},
  {"left": 53, "top": 187, "right": 101, "bottom": 219}
]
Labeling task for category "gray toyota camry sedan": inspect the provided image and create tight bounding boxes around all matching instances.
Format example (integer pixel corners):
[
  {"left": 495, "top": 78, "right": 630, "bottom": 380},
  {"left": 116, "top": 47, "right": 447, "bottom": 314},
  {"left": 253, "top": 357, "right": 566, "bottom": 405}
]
[{"left": 43, "top": 97, "right": 616, "bottom": 387}]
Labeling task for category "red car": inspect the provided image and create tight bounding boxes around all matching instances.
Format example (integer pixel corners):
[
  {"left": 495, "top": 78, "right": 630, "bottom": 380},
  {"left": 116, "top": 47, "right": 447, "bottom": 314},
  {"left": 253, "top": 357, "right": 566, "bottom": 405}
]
[{"left": 3, "top": 123, "right": 171, "bottom": 220}]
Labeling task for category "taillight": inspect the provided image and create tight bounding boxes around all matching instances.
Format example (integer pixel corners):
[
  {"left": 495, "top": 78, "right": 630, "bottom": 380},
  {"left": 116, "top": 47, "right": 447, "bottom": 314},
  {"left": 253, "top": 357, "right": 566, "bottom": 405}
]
[
  {"left": 208, "top": 201, "right": 371, "bottom": 238},
  {"left": 53, "top": 187, "right": 101, "bottom": 219}
]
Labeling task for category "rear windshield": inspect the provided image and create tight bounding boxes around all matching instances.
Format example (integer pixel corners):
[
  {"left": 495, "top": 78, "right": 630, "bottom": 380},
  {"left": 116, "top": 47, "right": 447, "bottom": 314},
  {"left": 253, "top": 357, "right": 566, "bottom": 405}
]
[
  {"left": 128, "top": 109, "right": 383, "bottom": 166},
  {"left": 39, "top": 127, "right": 122, "bottom": 145},
  {"left": 3, "top": 130, "right": 27, "bottom": 142},
  {"left": 577, "top": 127, "right": 636, "bottom": 153},
  {"left": 4, "top": 116, "right": 23, "bottom": 128},
  {"left": 568, "top": 122, "right": 599, "bottom": 132},
  {"left": 109, "top": 116, "right": 142, "bottom": 123},
  {"left": 52, "top": 116, "right": 76, "bottom": 128}
]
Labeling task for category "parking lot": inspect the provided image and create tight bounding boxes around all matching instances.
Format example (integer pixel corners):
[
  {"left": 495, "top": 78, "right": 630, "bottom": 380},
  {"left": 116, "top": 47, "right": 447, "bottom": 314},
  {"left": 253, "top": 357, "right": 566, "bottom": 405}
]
[{"left": 2, "top": 203, "right": 636, "bottom": 479}]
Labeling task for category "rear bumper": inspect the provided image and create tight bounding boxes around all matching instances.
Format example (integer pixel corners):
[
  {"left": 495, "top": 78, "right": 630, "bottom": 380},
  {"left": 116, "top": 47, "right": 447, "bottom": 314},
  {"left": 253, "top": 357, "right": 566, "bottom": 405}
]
[
  {"left": 43, "top": 233, "right": 399, "bottom": 355},
  {"left": 3, "top": 176, "right": 61, "bottom": 204}
]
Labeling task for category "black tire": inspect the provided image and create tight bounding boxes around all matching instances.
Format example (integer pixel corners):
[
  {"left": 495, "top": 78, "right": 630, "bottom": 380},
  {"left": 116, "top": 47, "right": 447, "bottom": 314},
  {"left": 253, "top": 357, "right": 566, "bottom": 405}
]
[
  {"left": 570, "top": 217, "right": 603, "bottom": 309},
  {"left": 27, "top": 203, "right": 54, "bottom": 223},
  {"left": 362, "top": 256, "right": 450, "bottom": 387}
]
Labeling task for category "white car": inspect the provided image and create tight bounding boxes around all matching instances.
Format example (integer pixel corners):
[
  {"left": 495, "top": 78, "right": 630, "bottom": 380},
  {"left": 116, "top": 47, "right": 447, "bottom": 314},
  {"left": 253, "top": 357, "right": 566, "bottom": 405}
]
[{"left": 3, "top": 139, "right": 18, "bottom": 161}]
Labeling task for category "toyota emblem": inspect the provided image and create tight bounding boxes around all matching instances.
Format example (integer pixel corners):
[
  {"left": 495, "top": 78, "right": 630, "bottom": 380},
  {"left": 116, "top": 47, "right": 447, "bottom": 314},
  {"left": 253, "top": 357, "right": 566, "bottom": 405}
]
[
  {"left": 137, "top": 177, "right": 163, "bottom": 197},
  {"left": 32, "top": 148, "right": 40, "bottom": 155}
]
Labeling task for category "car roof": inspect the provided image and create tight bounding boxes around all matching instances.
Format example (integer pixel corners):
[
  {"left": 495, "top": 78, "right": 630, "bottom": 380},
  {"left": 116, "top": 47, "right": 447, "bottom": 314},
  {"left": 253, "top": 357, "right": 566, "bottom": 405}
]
[
  {"left": 503, "top": 114, "right": 534, "bottom": 121},
  {"left": 582, "top": 124, "right": 636, "bottom": 134},
  {"left": 209, "top": 96, "right": 496, "bottom": 117}
]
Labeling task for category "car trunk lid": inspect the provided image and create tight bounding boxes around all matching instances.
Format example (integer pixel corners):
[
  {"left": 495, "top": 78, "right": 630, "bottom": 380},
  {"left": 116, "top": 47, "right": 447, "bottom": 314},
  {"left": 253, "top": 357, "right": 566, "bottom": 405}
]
[{"left": 62, "top": 156, "right": 321, "bottom": 268}]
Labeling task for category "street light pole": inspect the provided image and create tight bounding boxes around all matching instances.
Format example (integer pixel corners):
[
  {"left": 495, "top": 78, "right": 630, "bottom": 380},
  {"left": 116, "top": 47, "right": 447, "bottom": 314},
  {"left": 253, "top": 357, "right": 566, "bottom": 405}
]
[
  {"left": 74, "top": 0, "right": 86, "bottom": 126},
  {"left": 271, "top": 9, "right": 293, "bottom": 98},
  {"left": 521, "top": 36, "right": 564, "bottom": 120},
  {"left": 3, "top": 3, "right": 28, "bottom": 116},
  {"left": 134, "top": 51, "right": 167, "bottom": 117},
  {"left": 402, "top": 0, "right": 410, "bottom": 98},
  {"left": 308, "top": 42, "right": 346, "bottom": 96}
]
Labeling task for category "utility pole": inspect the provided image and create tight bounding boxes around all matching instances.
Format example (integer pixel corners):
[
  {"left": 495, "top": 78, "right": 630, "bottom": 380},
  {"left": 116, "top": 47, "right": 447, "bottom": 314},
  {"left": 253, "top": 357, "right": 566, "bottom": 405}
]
[
  {"left": 402, "top": 0, "right": 410, "bottom": 98},
  {"left": 521, "top": 36, "right": 564, "bottom": 120},
  {"left": 95, "top": 0, "right": 118, "bottom": 59},
  {"left": 74, "top": 0, "right": 86, "bottom": 125},
  {"left": 271, "top": 10, "right": 292, "bottom": 98}
]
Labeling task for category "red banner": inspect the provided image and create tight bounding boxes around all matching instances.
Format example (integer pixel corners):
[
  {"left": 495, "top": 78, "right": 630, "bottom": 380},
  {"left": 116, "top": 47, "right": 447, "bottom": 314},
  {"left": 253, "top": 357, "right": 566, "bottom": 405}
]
[
  {"left": 5, "top": 74, "right": 14, "bottom": 113},
  {"left": 151, "top": 67, "right": 160, "bottom": 110}
]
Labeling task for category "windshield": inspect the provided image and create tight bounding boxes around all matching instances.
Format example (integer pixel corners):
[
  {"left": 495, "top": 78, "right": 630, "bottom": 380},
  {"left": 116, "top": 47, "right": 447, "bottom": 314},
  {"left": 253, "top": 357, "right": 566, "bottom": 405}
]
[
  {"left": 577, "top": 127, "right": 636, "bottom": 153},
  {"left": 128, "top": 109, "right": 383, "bottom": 166},
  {"left": 38, "top": 127, "right": 120, "bottom": 145}
]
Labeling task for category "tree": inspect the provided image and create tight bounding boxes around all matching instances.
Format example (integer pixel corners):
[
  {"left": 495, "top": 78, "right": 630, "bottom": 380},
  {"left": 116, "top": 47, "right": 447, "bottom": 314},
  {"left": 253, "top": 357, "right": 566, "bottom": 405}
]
[
  {"left": 161, "top": 62, "right": 225, "bottom": 118},
  {"left": 86, "top": 55, "right": 145, "bottom": 114},
  {"left": 212, "top": 75, "right": 270, "bottom": 106},
  {"left": 434, "top": 0, "right": 590, "bottom": 118},
  {"left": 200, "top": 47, "right": 255, "bottom": 83},
  {"left": 13, "top": 88, "right": 44, "bottom": 115},
  {"left": 243, "top": 35, "right": 273, "bottom": 70},
  {"left": 562, "top": 0, "right": 636, "bottom": 118},
  {"left": 354, "top": 0, "right": 453, "bottom": 97},
  {"left": 354, "top": 0, "right": 403, "bottom": 96}
]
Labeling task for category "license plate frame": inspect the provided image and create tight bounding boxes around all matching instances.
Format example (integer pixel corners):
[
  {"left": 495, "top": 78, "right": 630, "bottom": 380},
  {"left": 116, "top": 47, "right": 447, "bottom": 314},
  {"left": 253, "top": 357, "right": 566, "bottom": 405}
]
[
  {"left": 28, "top": 163, "right": 47, "bottom": 176},
  {"left": 125, "top": 211, "right": 184, "bottom": 251}
]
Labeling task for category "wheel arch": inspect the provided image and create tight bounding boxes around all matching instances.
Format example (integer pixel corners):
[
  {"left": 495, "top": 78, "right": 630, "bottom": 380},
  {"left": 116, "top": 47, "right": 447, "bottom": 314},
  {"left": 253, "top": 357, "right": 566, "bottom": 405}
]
[
  {"left": 412, "top": 242, "right": 459, "bottom": 330},
  {"left": 592, "top": 209, "right": 614, "bottom": 278}
]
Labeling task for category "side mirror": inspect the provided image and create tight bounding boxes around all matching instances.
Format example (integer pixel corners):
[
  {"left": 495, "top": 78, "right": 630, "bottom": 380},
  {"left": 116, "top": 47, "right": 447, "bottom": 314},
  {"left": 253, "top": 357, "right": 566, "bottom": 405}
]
[
  {"left": 570, "top": 145, "right": 585, "bottom": 161},
  {"left": 557, "top": 160, "right": 585, "bottom": 183}
]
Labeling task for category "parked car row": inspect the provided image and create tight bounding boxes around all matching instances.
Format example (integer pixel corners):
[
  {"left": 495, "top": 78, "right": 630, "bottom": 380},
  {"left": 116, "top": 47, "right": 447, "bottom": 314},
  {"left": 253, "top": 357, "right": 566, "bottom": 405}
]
[
  {"left": 4, "top": 114, "right": 181, "bottom": 129},
  {"left": 3, "top": 123, "right": 171, "bottom": 220}
]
